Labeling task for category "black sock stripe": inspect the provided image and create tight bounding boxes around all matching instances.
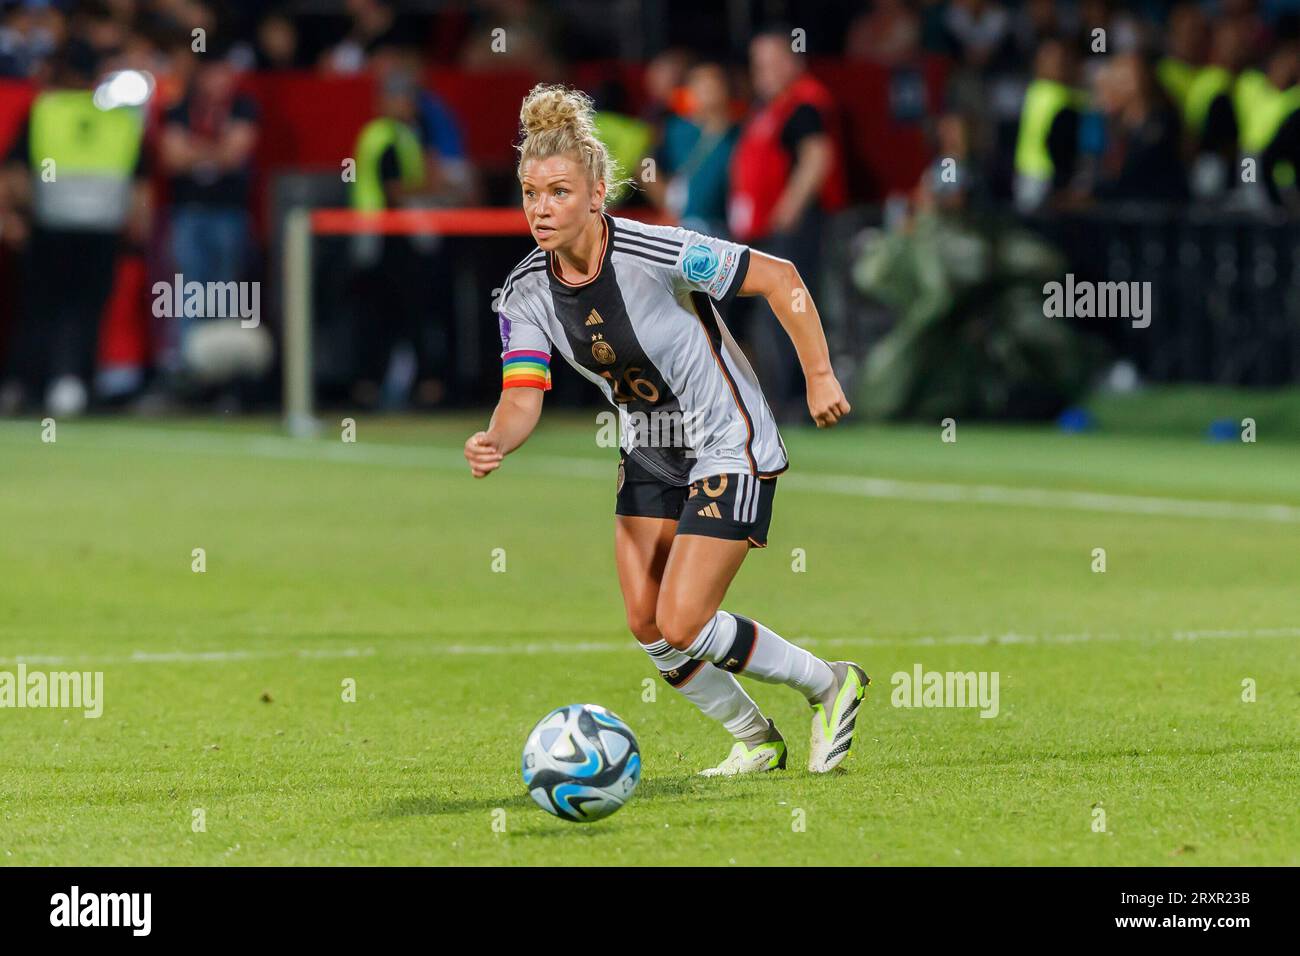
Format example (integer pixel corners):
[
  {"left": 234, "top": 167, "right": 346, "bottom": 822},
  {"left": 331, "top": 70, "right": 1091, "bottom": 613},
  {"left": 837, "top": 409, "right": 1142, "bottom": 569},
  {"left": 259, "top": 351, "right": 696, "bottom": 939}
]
[
  {"left": 718, "top": 614, "right": 758, "bottom": 673},
  {"left": 661, "top": 658, "right": 704, "bottom": 687}
]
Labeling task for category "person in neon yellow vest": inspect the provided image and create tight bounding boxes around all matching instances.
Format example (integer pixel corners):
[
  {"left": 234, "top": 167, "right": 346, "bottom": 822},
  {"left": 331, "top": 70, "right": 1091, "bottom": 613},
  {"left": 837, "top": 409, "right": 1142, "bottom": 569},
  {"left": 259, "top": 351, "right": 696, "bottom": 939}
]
[
  {"left": 1182, "top": 15, "right": 1252, "bottom": 197},
  {"left": 351, "top": 70, "right": 428, "bottom": 212},
  {"left": 1013, "top": 37, "right": 1083, "bottom": 212},
  {"left": 0, "top": 40, "right": 147, "bottom": 418},
  {"left": 347, "top": 66, "right": 450, "bottom": 410},
  {"left": 1253, "top": 40, "right": 1300, "bottom": 207},
  {"left": 589, "top": 81, "right": 652, "bottom": 208},
  {"left": 1157, "top": 3, "right": 1208, "bottom": 116}
]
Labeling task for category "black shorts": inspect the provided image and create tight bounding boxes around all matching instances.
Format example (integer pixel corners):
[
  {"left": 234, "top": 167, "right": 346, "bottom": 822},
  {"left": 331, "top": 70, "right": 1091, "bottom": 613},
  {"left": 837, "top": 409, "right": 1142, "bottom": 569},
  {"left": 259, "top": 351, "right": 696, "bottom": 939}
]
[{"left": 614, "top": 453, "right": 778, "bottom": 548}]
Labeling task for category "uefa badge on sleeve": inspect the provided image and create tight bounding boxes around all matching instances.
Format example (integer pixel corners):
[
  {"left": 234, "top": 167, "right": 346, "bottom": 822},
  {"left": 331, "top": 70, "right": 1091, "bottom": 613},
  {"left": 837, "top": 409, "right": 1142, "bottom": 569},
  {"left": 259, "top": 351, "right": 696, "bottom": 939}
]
[{"left": 682, "top": 243, "right": 719, "bottom": 283}]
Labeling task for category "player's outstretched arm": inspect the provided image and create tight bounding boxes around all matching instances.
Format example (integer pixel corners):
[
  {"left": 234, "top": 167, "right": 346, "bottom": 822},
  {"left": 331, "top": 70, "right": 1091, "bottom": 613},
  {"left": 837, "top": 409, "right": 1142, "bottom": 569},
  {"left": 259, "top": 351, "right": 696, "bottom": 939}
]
[
  {"left": 739, "top": 250, "right": 851, "bottom": 428},
  {"left": 464, "top": 387, "right": 544, "bottom": 478}
]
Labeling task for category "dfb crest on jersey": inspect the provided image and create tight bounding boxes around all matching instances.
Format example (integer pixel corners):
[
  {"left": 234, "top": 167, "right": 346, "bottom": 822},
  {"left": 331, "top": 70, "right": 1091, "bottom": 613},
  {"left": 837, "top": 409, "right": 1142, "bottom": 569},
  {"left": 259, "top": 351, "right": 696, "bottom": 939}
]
[{"left": 591, "top": 333, "right": 616, "bottom": 365}]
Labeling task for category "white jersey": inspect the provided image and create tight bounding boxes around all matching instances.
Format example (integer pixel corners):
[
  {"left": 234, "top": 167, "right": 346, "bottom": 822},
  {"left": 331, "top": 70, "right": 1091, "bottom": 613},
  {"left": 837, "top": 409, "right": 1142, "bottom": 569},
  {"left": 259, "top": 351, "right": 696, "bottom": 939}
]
[{"left": 496, "top": 214, "right": 789, "bottom": 485}]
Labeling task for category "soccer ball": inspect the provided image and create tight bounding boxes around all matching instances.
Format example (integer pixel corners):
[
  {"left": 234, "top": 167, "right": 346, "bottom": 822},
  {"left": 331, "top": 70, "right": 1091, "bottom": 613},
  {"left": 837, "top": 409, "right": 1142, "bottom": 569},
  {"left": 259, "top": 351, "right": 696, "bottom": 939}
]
[{"left": 521, "top": 704, "right": 641, "bottom": 822}]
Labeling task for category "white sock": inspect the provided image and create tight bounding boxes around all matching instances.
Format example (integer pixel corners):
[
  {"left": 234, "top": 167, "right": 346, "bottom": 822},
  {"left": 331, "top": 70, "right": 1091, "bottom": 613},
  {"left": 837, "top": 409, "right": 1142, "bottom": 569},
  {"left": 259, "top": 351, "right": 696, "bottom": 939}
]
[
  {"left": 642, "top": 639, "right": 770, "bottom": 743},
  {"left": 684, "top": 610, "right": 834, "bottom": 701}
]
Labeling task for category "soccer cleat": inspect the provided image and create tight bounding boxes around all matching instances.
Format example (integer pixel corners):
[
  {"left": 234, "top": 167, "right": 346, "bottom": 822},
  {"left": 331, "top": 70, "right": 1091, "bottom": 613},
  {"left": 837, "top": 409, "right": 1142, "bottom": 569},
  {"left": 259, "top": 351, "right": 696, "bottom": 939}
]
[
  {"left": 697, "top": 719, "right": 787, "bottom": 777},
  {"left": 808, "top": 661, "right": 870, "bottom": 773}
]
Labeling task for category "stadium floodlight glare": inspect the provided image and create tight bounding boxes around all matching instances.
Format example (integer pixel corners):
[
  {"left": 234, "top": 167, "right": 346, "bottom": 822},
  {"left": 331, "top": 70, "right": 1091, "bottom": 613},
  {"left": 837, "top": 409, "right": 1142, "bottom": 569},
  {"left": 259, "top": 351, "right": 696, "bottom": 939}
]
[{"left": 93, "top": 70, "right": 155, "bottom": 110}]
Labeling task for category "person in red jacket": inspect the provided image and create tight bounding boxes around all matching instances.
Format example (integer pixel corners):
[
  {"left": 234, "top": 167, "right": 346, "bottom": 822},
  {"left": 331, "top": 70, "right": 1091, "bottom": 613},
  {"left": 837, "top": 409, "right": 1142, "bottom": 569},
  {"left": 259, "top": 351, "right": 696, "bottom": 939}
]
[{"left": 728, "top": 26, "right": 846, "bottom": 417}]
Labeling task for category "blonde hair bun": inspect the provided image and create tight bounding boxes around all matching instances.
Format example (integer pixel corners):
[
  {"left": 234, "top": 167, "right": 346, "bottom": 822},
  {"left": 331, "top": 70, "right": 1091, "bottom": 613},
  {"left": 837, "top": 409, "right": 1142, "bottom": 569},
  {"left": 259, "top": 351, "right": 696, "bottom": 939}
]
[
  {"left": 516, "top": 83, "right": 632, "bottom": 206},
  {"left": 519, "top": 84, "right": 597, "bottom": 138}
]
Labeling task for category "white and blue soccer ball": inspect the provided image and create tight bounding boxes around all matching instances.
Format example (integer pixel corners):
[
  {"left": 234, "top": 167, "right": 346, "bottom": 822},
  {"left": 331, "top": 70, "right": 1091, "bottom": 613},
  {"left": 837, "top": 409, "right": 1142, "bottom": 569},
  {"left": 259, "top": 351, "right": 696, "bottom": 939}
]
[{"left": 521, "top": 704, "right": 641, "bottom": 822}]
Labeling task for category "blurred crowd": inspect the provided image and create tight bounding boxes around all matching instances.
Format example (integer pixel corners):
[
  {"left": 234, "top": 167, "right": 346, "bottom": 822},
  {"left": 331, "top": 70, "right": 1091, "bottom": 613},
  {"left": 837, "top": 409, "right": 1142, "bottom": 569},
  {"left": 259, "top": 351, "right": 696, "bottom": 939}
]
[
  {"left": 907, "top": 0, "right": 1300, "bottom": 217},
  {"left": 4, "top": 0, "right": 1300, "bottom": 418}
]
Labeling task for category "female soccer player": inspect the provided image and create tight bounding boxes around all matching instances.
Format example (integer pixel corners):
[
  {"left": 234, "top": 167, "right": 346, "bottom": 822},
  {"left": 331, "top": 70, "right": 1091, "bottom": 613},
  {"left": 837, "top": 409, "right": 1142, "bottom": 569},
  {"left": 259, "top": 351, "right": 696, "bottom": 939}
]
[{"left": 464, "top": 85, "right": 868, "bottom": 775}]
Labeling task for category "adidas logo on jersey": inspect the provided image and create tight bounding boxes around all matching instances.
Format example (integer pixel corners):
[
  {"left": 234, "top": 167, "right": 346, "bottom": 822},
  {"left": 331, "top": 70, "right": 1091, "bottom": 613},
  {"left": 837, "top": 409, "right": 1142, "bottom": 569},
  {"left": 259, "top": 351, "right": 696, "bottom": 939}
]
[
  {"left": 696, "top": 502, "right": 722, "bottom": 518},
  {"left": 585, "top": 309, "right": 603, "bottom": 325}
]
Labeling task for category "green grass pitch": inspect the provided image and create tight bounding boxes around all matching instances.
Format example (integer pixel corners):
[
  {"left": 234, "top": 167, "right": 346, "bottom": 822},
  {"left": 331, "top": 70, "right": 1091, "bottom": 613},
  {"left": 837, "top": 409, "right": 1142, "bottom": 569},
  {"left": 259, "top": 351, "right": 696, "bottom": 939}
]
[{"left": 1, "top": 411, "right": 1297, "bottom": 865}]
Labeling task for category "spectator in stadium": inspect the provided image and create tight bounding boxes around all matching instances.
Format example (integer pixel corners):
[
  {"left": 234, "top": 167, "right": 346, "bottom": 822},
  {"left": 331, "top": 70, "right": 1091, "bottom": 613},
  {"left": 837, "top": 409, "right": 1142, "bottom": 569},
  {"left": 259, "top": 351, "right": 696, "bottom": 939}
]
[
  {"left": 943, "top": 0, "right": 1011, "bottom": 72},
  {"left": 1254, "top": 36, "right": 1300, "bottom": 209},
  {"left": 346, "top": 65, "right": 452, "bottom": 409},
  {"left": 1092, "top": 51, "right": 1188, "bottom": 204},
  {"left": 350, "top": 81, "right": 423, "bottom": 218},
  {"left": 915, "top": 112, "right": 981, "bottom": 215},
  {"left": 322, "top": 0, "right": 417, "bottom": 74},
  {"left": 942, "top": 0, "right": 1014, "bottom": 185},
  {"left": 1183, "top": 15, "right": 1253, "bottom": 198},
  {"left": 459, "top": 0, "right": 561, "bottom": 79},
  {"left": 845, "top": 0, "right": 921, "bottom": 67},
  {"left": 731, "top": 29, "right": 846, "bottom": 247},
  {"left": 646, "top": 61, "right": 739, "bottom": 236},
  {"left": 1076, "top": 0, "right": 1144, "bottom": 54},
  {"left": 350, "top": 70, "right": 423, "bottom": 206},
  {"left": 636, "top": 47, "right": 693, "bottom": 186},
  {"left": 416, "top": 81, "right": 477, "bottom": 205},
  {"left": 1074, "top": 0, "right": 1145, "bottom": 93},
  {"left": 729, "top": 26, "right": 847, "bottom": 416},
  {"left": 72, "top": 0, "right": 130, "bottom": 65},
  {"left": 1157, "top": 3, "right": 1208, "bottom": 116},
  {"left": 1007, "top": 0, "right": 1071, "bottom": 67},
  {"left": 109, "top": 13, "right": 172, "bottom": 77},
  {"left": 591, "top": 79, "right": 653, "bottom": 207},
  {"left": 1012, "top": 36, "right": 1082, "bottom": 212},
  {"left": 0, "top": 39, "right": 149, "bottom": 417},
  {"left": 1222, "top": 0, "right": 1268, "bottom": 57},
  {"left": 371, "top": 46, "right": 477, "bottom": 205},
  {"left": 146, "top": 0, "right": 216, "bottom": 56},
  {"left": 0, "top": 2, "right": 61, "bottom": 79},
  {"left": 159, "top": 43, "right": 259, "bottom": 367},
  {"left": 249, "top": 9, "right": 302, "bottom": 71},
  {"left": 641, "top": 47, "right": 692, "bottom": 129}
]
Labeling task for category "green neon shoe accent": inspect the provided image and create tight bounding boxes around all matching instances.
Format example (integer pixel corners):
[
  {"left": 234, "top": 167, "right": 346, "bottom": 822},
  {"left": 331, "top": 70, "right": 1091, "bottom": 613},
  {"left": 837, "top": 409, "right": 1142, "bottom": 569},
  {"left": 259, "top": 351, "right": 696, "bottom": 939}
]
[
  {"left": 739, "top": 724, "right": 787, "bottom": 769},
  {"left": 749, "top": 739, "right": 786, "bottom": 769},
  {"left": 814, "top": 666, "right": 869, "bottom": 742},
  {"left": 812, "top": 702, "right": 833, "bottom": 743},
  {"left": 699, "top": 730, "right": 788, "bottom": 775}
]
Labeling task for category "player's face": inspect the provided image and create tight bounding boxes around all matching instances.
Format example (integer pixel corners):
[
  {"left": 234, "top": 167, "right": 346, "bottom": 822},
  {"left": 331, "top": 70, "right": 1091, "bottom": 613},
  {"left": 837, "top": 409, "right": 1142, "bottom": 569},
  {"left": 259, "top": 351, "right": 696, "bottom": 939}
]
[{"left": 520, "top": 155, "right": 600, "bottom": 250}]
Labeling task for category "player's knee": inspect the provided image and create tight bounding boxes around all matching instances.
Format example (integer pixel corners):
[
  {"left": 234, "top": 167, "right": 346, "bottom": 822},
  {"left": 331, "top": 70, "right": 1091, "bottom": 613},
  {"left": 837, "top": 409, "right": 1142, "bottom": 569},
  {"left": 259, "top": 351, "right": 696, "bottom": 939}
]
[
  {"left": 654, "top": 603, "right": 710, "bottom": 652},
  {"left": 625, "top": 608, "right": 660, "bottom": 644}
]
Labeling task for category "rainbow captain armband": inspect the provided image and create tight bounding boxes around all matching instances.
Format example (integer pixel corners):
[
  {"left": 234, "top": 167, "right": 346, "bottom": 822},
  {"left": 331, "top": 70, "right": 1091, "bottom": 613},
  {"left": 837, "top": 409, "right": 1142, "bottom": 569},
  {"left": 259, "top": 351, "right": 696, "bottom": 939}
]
[{"left": 502, "top": 349, "right": 552, "bottom": 390}]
